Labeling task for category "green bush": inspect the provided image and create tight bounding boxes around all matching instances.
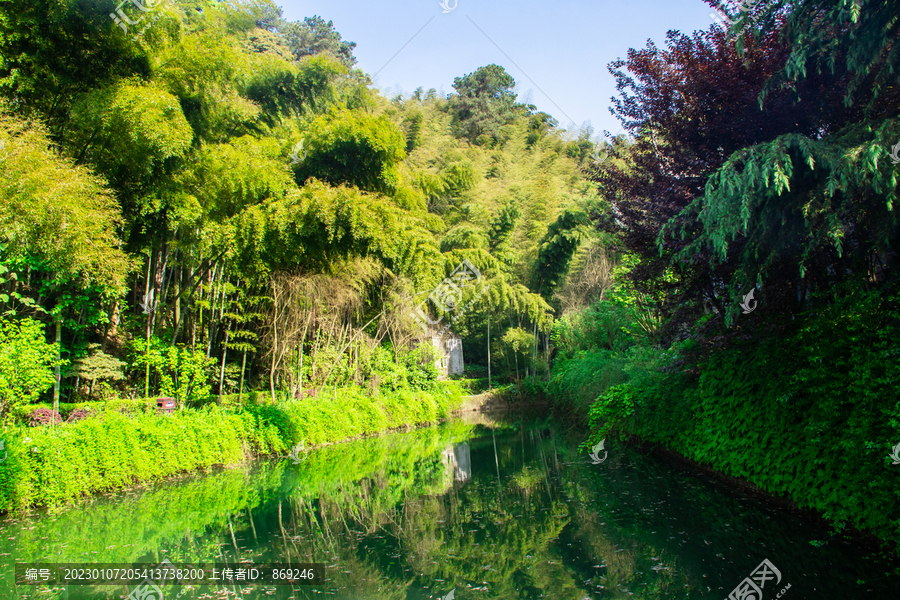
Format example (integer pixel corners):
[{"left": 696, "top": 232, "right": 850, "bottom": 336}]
[
  {"left": 551, "top": 296, "right": 642, "bottom": 360},
  {"left": 356, "top": 344, "right": 440, "bottom": 391},
  {"left": 548, "top": 348, "right": 629, "bottom": 412},
  {"left": 0, "top": 381, "right": 465, "bottom": 510},
  {"left": 0, "top": 317, "right": 62, "bottom": 421},
  {"left": 129, "top": 338, "right": 215, "bottom": 407},
  {"left": 587, "top": 384, "right": 635, "bottom": 441}
]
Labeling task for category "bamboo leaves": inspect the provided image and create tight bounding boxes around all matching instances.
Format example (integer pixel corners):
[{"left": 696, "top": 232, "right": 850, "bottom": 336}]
[{"left": 0, "top": 106, "right": 130, "bottom": 293}]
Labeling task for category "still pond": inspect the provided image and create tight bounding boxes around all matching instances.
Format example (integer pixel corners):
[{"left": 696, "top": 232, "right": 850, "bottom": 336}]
[{"left": 2, "top": 411, "right": 897, "bottom": 599}]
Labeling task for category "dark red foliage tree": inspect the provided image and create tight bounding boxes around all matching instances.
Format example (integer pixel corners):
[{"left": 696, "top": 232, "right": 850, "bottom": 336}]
[{"left": 592, "top": 21, "right": 858, "bottom": 340}]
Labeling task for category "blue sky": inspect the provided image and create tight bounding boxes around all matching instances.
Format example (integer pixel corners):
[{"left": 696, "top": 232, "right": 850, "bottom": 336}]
[{"left": 276, "top": 0, "right": 718, "bottom": 140}]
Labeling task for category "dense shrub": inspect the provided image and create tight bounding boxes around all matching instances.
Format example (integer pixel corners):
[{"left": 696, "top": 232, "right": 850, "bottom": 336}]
[
  {"left": 586, "top": 384, "right": 635, "bottom": 441},
  {"left": 65, "top": 408, "right": 92, "bottom": 424},
  {"left": 549, "top": 348, "right": 629, "bottom": 412}
]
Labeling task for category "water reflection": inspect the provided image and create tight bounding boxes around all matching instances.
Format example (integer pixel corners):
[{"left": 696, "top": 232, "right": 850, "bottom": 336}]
[
  {"left": 442, "top": 443, "right": 472, "bottom": 483},
  {"left": 1, "top": 414, "right": 897, "bottom": 599}
]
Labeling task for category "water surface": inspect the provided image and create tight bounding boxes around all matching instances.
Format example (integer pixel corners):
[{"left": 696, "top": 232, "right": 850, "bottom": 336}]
[{"left": 2, "top": 412, "right": 897, "bottom": 599}]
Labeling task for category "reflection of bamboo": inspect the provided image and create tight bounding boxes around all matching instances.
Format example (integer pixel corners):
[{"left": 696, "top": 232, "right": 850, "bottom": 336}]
[
  {"left": 492, "top": 427, "right": 503, "bottom": 502},
  {"left": 216, "top": 544, "right": 242, "bottom": 600},
  {"left": 336, "top": 477, "right": 355, "bottom": 536},
  {"left": 246, "top": 507, "right": 257, "bottom": 541},
  {"left": 282, "top": 497, "right": 302, "bottom": 562},
  {"left": 227, "top": 515, "right": 239, "bottom": 555},
  {"left": 521, "top": 423, "right": 525, "bottom": 466},
  {"left": 551, "top": 430, "right": 560, "bottom": 471},
  {"left": 320, "top": 495, "right": 339, "bottom": 547},
  {"left": 536, "top": 429, "right": 553, "bottom": 501},
  {"left": 278, "top": 500, "right": 293, "bottom": 562}
]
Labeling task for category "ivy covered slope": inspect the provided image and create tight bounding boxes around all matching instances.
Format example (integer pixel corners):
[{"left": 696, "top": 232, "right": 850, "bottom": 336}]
[{"left": 550, "top": 0, "right": 900, "bottom": 545}]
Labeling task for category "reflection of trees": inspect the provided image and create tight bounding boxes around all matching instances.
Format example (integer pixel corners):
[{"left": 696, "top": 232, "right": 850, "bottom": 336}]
[
  {"left": 0, "top": 423, "right": 746, "bottom": 599},
  {"left": 400, "top": 489, "right": 581, "bottom": 598},
  {"left": 2, "top": 461, "right": 288, "bottom": 564},
  {"left": 7, "top": 422, "right": 888, "bottom": 600}
]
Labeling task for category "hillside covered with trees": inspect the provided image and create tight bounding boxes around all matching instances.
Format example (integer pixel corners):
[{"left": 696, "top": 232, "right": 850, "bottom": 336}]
[
  {"left": 0, "top": 0, "right": 600, "bottom": 414},
  {"left": 1, "top": 0, "right": 899, "bottom": 556}
]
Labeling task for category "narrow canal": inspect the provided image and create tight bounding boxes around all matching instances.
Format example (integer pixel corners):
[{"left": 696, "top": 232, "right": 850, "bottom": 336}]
[{"left": 3, "top": 411, "right": 897, "bottom": 599}]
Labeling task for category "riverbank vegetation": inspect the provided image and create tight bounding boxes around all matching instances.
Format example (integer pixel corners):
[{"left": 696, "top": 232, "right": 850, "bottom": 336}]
[
  {"left": 0, "top": 380, "right": 464, "bottom": 510},
  {"left": 549, "top": 0, "right": 900, "bottom": 548},
  {"left": 0, "top": 0, "right": 898, "bottom": 553}
]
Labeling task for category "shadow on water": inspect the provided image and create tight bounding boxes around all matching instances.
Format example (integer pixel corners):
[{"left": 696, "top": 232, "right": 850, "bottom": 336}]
[{"left": 1, "top": 411, "right": 898, "bottom": 599}]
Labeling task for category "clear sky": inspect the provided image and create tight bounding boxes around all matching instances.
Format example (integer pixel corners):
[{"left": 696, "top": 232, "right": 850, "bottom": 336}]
[{"left": 276, "top": 0, "right": 718, "bottom": 140}]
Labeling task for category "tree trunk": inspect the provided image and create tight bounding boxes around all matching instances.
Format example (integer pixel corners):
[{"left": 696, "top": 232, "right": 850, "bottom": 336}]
[
  {"left": 270, "top": 280, "right": 279, "bottom": 405},
  {"left": 218, "top": 325, "right": 231, "bottom": 401},
  {"left": 239, "top": 349, "right": 247, "bottom": 404},
  {"left": 298, "top": 317, "right": 310, "bottom": 399},
  {"left": 53, "top": 316, "right": 62, "bottom": 411},
  {"left": 487, "top": 311, "right": 491, "bottom": 389}
]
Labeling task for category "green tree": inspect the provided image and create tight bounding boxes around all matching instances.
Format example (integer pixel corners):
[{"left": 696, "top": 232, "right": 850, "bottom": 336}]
[
  {"left": 450, "top": 64, "right": 518, "bottom": 143},
  {"left": 501, "top": 327, "right": 535, "bottom": 380},
  {"left": 293, "top": 110, "right": 407, "bottom": 195},
  {"left": 0, "top": 105, "right": 130, "bottom": 291},
  {"left": 0, "top": 0, "right": 150, "bottom": 127},
  {"left": 65, "top": 344, "right": 126, "bottom": 399},
  {"left": 277, "top": 15, "right": 358, "bottom": 68},
  {"left": 531, "top": 208, "right": 591, "bottom": 299}
]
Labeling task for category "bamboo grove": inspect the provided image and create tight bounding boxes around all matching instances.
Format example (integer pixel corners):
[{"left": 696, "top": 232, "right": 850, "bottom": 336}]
[{"left": 0, "top": 0, "right": 597, "bottom": 416}]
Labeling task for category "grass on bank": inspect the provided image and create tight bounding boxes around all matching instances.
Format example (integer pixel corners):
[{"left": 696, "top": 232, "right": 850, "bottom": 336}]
[{"left": 0, "top": 381, "right": 465, "bottom": 511}]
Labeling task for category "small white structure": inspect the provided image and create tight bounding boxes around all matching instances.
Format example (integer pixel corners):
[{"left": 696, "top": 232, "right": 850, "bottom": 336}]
[{"left": 432, "top": 334, "right": 464, "bottom": 378}]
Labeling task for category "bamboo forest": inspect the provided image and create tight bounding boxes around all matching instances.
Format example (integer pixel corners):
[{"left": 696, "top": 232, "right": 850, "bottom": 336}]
[{"left": 0, "top": 0, "right": 898, "bottom": 598}]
